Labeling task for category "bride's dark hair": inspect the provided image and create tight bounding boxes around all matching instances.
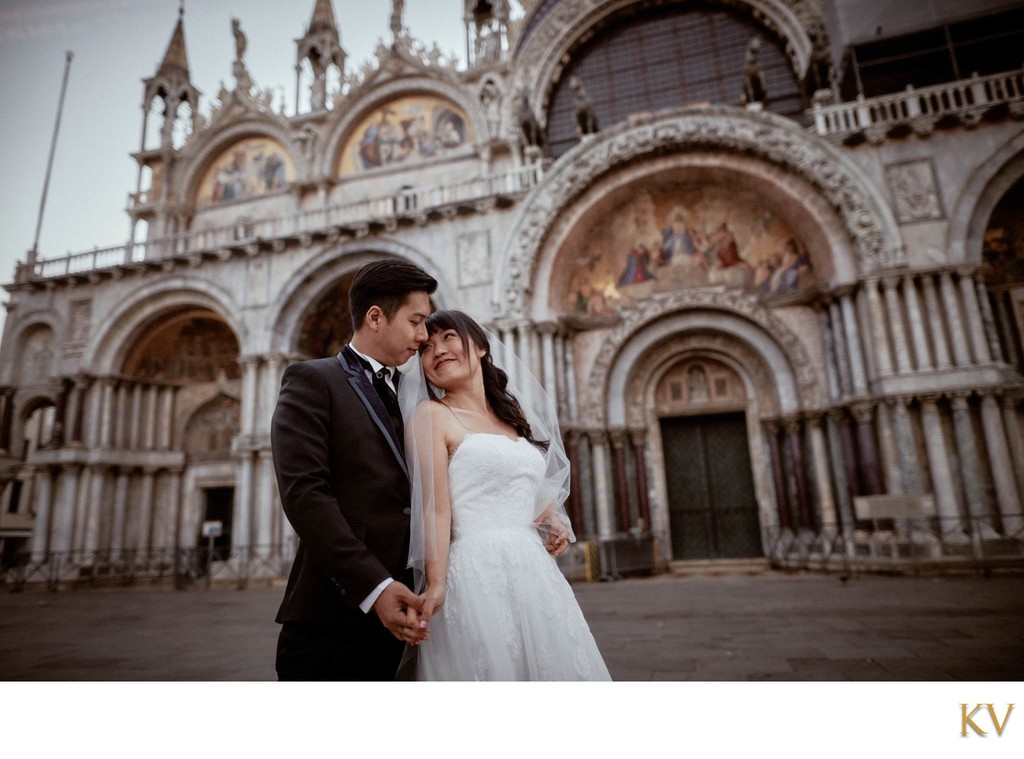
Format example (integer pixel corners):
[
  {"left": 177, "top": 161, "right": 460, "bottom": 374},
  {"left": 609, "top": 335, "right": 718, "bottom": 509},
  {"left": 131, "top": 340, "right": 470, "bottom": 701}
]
[{"left": 424, "top": 309, "right": 549, "bottom": 452}]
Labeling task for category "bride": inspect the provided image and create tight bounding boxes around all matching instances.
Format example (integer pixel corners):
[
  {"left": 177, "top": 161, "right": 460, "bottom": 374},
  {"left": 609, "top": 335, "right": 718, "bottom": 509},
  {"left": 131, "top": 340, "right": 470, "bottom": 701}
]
[{"left": 398, "top": 309, "right": 610, "bottom": 681}]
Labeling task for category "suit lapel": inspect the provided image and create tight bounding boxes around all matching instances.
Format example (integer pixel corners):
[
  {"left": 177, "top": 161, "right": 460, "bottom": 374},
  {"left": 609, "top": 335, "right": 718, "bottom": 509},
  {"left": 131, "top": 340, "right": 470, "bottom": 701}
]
[{"left": 338, "top": 346, "right": 408, "bottom": 477}]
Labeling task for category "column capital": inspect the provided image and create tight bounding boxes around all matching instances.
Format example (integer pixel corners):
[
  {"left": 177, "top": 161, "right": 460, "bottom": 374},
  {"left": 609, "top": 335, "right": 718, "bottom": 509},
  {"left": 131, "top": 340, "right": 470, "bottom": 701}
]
[
  {"left": 1001, "top": 389, "right": 1022, "bottom": 410},
  {"left": 832, "top": 284, "right": 857, "bottom": 299},
  {"left": 607, "top": 428, "right": 629, "bottom": 448},
  {"left": 534, "top": 320, "right": 559, "bottom": 336},
  {"left": 802, "top": 409, "right": 826, "bottom": 427},
  {"left": 563, "top": 426, "right": 584, "bottom": 447},
  {"left": 586, "top": 429, "right": 609, "bottom": 446},
  {"left": 629, "top": 427, "right": 648, "bottom": 447},
  {"left": 917, "top": 392, "right": 943, "bottom": 407},
  {"left": 849, "top": 401, "right": 876, "bottom": 423},
  {"left": 949, "top": 390, "right": 972, "bottom": 410},
  {"left": 782, "top": 415, "right": 803, "bottom": 435},
  {"left": 884, "top": 394, "right": 912, "bottom": 411}
]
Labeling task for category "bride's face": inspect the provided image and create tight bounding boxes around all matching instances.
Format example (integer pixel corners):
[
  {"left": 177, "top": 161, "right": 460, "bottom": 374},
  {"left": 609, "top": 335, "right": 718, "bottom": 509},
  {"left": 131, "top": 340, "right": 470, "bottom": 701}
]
[{"left": 419, "top": 328, "right": 486, "bottom": 390}]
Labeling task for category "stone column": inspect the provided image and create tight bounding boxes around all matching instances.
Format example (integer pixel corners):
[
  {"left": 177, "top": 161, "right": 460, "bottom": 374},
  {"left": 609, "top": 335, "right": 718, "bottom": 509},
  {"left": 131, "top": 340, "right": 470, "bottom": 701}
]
[
  {"left": 111, "top": 470, "right": 130, "bottom": 559},
  {"left": 158, "top": 386, "right": 175, "bottom": 450},
  {"left": 263, "top": 353, "right": 285, "bottom": 433},
  {"left": 85, "top": 465, "right": 105, "bottom": 553},
  {"left": 889, "top": 396, "right": 923, "bottom": 495},
  {"left": 883, "top": 278, "right": 913, "bottom": 374},
  {"left": 1001, "top": 394, "right": 1024, "bottom": 501},
  {"left": 129, "top": 382, "right": 144, "bottom": 449},
  {"left": 973, "top": 273, "right": 1003, "bottom": 362},
  {"left": 958, "top": 268, "right": 991, "bottom": 364},
  {"left": 30, "top": 467, "right": 55, "bottom": 559},
  {"left": 630, "top": 428, "right": 652, "bottom": 532},
  {"left": 588, "top": 430, "right": 615, "bottom": 539},
  {"left": 865, "top": 279, "right": 894, "bottom": 376},
  {"left": 234, "top": 453, "right": 255, "bottom": 556},
  {"left": 875, "top": 400, "right": 900, "bottom": 493},
  {"left": 939, "top": 271, "right": 971, "bottom": 366},
  {"left": 979, "top": 393, "right": 1023, "bottom": 533},
  {"left": 84, "top": 378, "right": 104, "bottom": 447},
  {"left": 609, "top": 429, "right": 631, "bottom": 532},
  {"left": 851, "top": 403, "right": 883, "bottom": 495},
  {"left": 563, "top": 428, "right": 584, "bottom": 536},
  {"left": 72, "top": 466, "right": 91, "bottom": 553},
  {"left": 256, "top": 449, "right": 276, "bottom": 554},
  {"left": 553, "top": 332, "right": 568, "bottom": 419},
  {"left": 98, "top": 379, "right": 115, "bottom": 448},
  {"left": 68, "top": 378, "right": 89, "bottom": 445},
  {"left": 51, "top": 379, "right": 71, "bottom": 447},
  {"left": 919, "top": 396, "right": 961, "bottom": 531},
  {"left": 950, "top": 393, "right": 988, "bottom": 524},
  {"left": 993, "top": 291, "right": 1021, "bottom": 368},
  {"left": 240, "top": 356, "right": 259, "bottom": 437},
  {"left": 52, "top": 466, "right": 80, "bottom": 553},
  {"left": 765, "top": 421, "right": 792, "bottom": 529},
  {"left": 806, "top": 413, "right": 837, "bottom": 528},
  {"left": 537, "top": 322, "right": 558, "bottom": 406},
  {"left": 498, "top": 323, "right": 517, "bottom": 379},
  {"left": 138, "top": 467, "right": 157, "bottom": 555},
  {"left": 839, "top": 290, "right": 868, "bottom": 395},
  {"left": 516, "top": 322, "right": 535, "bottom": 406},
  {"left": 564, "top": 337, "right": 579, "bottom": 421},
  {"left": 825, "top": 411, "right": 854, "bottom": 529},
  {"left": 828, "top": 300, "right": 853, "bottom": 397},
  {"left": 143, "top": 384, "right": 159, "bottom": 450},
  {"left": 818, "top": 307, "right": 841, "bottom": 401},
  {"left": 785, "top": 418, "right": 813, "bottom": 528},
  {"left": 920, "top": 274, "right": 953, "bottom": 369},
  {"left": 902, "top": 275, "right": 933, "bottom": 370}
]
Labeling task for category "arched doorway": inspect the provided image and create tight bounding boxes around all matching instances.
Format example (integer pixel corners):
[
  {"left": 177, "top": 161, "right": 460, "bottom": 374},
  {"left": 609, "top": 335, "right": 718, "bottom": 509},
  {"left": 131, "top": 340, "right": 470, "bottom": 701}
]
[{"left": 655, "top": 358, "right": 761, "bottom": 559}]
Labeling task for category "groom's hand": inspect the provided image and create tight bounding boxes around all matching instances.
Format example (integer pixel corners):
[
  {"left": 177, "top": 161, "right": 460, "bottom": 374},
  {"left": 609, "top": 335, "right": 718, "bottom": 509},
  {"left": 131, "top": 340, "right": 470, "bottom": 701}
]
[
  {"left": 372, "top": 582, "right": 428, "bottom": 644},
  {"left": 539, "top": 522, "right": 569, "bottom": 557}
]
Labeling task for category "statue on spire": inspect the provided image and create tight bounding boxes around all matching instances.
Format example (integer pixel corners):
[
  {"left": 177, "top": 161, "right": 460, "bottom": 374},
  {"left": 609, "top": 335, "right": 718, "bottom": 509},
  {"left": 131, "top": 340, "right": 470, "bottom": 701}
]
[
  {"left": 232, "top": 18, "right": 247, "bottom": 64},
  {"left": 390, "top": 0, "right": 404, "bottom": 40}
]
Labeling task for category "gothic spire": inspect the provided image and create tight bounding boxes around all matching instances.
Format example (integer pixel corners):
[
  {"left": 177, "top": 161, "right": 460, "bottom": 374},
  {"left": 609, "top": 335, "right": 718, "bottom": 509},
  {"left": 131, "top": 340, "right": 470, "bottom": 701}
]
[
  {"left": 307, "top": 0, "right": 339, "bottom": 36},
  {"left": 155, "top": 2, "right": 191, "bottom": 81}
]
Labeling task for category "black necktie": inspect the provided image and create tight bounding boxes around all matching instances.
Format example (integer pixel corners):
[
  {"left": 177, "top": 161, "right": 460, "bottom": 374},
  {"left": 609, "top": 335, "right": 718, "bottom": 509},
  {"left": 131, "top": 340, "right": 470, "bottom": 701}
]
[{"left": 370, "top": 365, "right": 404, "bottom": 449}]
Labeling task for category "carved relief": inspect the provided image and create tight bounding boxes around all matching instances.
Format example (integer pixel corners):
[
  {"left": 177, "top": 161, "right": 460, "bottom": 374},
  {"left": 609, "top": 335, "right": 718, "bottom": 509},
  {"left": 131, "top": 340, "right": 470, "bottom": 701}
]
[
  {"left": 457, "top": 231, "right": 492, "bottom": 287},
  {"left": 887, "top": 158, "right": 944, "bottom": 224}
]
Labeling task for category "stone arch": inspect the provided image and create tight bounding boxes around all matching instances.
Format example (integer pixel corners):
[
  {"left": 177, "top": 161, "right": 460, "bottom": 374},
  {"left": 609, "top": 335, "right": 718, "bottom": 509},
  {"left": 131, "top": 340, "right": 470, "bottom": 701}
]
[
  {"left": 84, "top": 278, "right": 244, "bottom": 376},
  {"left": 268, "top": 239, "right": 458, "bottom": 356},
  {"left": 320, "top": 77, "right": 490, "bottom": 179},
  {"left": 587, "top": 290, "right": 821, "bottom": 427},
  {"left": 5, "top": 317, "right": 59, "bottom": 387},
  {"left": 494, "top": 106, "right": 902, "bottom": 318},
  {"left": 947, "top": 130, "right": 1024, "bottom": 263},
  {"left": 512, "top": 0, "right": 826, "bottom": 121},
  {"left": 177, "top": 118, "right": 303, "bottom": 209}
]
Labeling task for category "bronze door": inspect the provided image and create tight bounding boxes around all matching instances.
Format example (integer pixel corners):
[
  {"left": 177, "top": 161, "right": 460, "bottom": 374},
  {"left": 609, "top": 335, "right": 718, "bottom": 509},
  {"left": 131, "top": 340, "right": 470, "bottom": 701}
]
[{"left": 661, "top": 412, "right": 761, "bottom": 559}]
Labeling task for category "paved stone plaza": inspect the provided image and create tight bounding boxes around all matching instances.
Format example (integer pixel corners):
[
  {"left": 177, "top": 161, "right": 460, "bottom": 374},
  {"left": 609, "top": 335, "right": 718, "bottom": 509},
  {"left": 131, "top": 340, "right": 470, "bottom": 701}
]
[{"left": 1, "top": 569, "right": 1022, "bottom": 681}]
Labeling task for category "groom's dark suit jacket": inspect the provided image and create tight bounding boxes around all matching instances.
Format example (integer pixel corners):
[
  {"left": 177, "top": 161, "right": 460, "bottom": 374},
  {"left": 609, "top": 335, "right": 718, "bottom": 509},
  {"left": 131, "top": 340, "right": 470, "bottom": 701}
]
[{"left": 272, "top": 346, "right": 412, "bottom": 631}]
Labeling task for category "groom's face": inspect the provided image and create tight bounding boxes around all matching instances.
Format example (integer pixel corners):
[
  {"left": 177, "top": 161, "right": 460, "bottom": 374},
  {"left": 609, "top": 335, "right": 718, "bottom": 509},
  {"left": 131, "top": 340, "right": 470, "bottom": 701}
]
[{"left": 375, "top": 291, "right": 432, "bottom": 366}]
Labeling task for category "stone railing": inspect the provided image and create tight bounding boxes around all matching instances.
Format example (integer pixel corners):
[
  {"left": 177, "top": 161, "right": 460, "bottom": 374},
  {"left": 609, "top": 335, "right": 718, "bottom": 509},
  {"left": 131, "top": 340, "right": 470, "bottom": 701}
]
[
  {"left": 20, "top": 163, "right": 544, "bottom": 283},
  {"left": 810, "top": 68, "right": 1024, "bottom": 141}
]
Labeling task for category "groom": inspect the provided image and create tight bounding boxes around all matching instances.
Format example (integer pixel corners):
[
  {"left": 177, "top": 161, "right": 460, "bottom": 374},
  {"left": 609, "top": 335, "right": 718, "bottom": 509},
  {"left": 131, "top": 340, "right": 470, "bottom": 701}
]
[{"left": 272, "top": 259, "right": 438, "bottom": 680}]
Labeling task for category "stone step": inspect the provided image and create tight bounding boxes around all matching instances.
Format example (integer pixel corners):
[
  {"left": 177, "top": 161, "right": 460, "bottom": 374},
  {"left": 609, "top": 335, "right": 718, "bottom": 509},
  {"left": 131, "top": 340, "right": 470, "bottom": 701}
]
[{"left": 668, "top": 557, "right": 771, "bottom": 576}]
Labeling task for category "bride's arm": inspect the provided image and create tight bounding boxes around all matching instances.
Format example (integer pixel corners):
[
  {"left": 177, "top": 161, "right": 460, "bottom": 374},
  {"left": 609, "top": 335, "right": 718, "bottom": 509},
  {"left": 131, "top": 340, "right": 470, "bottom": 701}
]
[
  {"left": 534, "top": 503, "right": 569, "bottom": 557},
  {"left": 422, "top": 402, "right": 452, "bottom": 621}
]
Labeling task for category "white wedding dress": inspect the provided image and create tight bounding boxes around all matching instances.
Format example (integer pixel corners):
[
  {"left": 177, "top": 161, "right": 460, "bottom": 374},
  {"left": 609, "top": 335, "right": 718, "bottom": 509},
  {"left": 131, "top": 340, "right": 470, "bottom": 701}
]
[{"left": 416, "top": 433, "right": 611, "bottom": 681}]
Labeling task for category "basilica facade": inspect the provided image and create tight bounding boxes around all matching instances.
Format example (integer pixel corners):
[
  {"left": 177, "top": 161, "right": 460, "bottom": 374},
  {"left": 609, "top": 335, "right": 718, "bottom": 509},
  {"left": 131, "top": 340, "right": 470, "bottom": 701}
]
[{"left": 1, "top": 0, "right": 1023, "bottom": 586}]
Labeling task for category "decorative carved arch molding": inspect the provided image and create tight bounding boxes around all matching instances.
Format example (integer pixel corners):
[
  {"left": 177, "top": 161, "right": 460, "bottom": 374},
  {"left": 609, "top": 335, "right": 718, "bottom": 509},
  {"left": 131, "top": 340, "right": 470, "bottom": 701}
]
[
  {"left": 318, "top": 76, "right": 490, "bottom": 179},
  {"left": 85, "top": 279, "right": 244, "bottom": 375},
  {"left": 587, "top": 289, "right": 821, "bottom": 427},
  {"left": 512, "top": 0, "right": 826, "bottom": 118},
  {"left": 947, "top": 130, "right": 1024, "bottom": 264},
  {"left": 0, "top": 312, "right": 62, "bottom": 386},
  {"left": 178, "top": 119, "right": 304, "bottom": 209},
  {"left": 623, "top": 332, "right": 780, "bottom": 428},
  {"left": 494, "top": 106, "right": 903, "bottom": 318},
  {"left": 268, "top": 239, "right": 458, "bottom": 356}
]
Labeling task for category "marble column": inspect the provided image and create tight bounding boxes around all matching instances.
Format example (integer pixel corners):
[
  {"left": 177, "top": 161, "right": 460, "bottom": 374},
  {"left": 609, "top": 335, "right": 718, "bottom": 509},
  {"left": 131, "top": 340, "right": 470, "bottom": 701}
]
[
  {"left": 553, "top": 332, "right": 568, "bottom": 419},
  {"left": 825, "top": 411, "right": 854, "bottom": 529},
  {"left": 806, "top": 414, "right": 836, "bottom": 529},
  {"left": 138, "top": 468, "right": 157, "bottom": 555},
  {"left": 52, "top": 466, "right": 81, "bottom": 553},
  {"left": 828, "top": 300, "right": 852, "bottom": 397},
  {"left": 974, "top": 273, "right": 1004, "bottom": 363},
  {"left": 950, "top": 393, "right": 988, "bottom": 524},
  {"left": 263, "top": 353, "right": 285, "bottom": 433},
  {"left": 0, "top": 388, "right": 14, "bottom": 454},
  {"left": 99, "top": 379, "right": 115, "bottom": 448},
  {"left": 920, "top": 274, "right": 953, "bottom": 369},
  {"left": 903, "top": 275, "right": 933, "bottom": 370},
  {"left": 498, "top": 324, "right": 517, "bottom": 379},
  {"left": 919, "top": 396, "right": 961, "bottom": 530},
  {"left": 240, "top": 356, "right": 259, "bottom": 437},
  {"left": 865, "top": 279, "right": 894, "bottom": 376},
  {"left": 85, "top": 465, "right": 105, "bottom": 553},
  {"left": 72, "top": 466, "right": 91, "bottom": 553},
  {"left": 609, "top": 429, "right": 631, "bottom": 532},
  {"left": 158, "top": 386, "right": 175, "bottom": 450},
  {"left": 883, "top": 278, "right": 913, "bottom": 374},
  {"left": 564, "top": 337, "right": 579, "bottom": 421},
  {"left": 889, "top": 396, "right": 924, "bottom": 495},
  {"left": 979, "top": 393, "right": 1023, "bottom": 533},
  {"left": 516, "top": 322, "right": 535, "bottom": 407},
  {"left": 256, "top": 449, "right": 276, "bottom": 553},
  {"left": 630, "top": 429, "right": 652, "bottom": 532},
  {"left": 129, "top": 383, "right": 144, "bottom": 449},
  {"left": 143, "top": 384, "right": 159, "bottom": 450},
  {"left": 939, "top": 271, "right": 971, "bottom": 366},
  {"left": 234, "top": 454, "right": 255, "bottom": 556},
  {"left": 992, "top": 291, "right": 1021, "bottom": 368},
  {"left": 875, "top": 400, "right": 901, "bottom": 493},
  {"left": 84, "top": 378, "right": 104, "bottom": 447},
  {"left": 110, "top": 470, "right": 129, "bottom": 558},
  {"left": 68, "top": 378, "right": 89, "bottom": 445},
  {"left": 819, "top": 307, "right": 842, "bottom": 401},
  {"left": 839, "top": 291, "right": 868, "bottom": 395},
  {"left": 588, "top": 431, "right": 615, "bottom": 539},
  {"left": 1001, "top": 394, "right": 1024, "bottom": 502},
  {"left": 537, "top": 322, "right": 558, "bottom": 406},
  {"left": 765, "top": 421, "right": 792, "bottom": 529},
  {"left": 30, "top": 467, "right": 55, "bottom": 558},
  {"left": 786, "top": 418, "right": 813, "bottom": 529},
  {"left": 166, "top": 469, "right": 183, "bottom": 552},
  {"left": 958, "top": 268, "right": 991, "bottom": 364},
  {"left": 851, "top": 403, "right": 883, "bottom": 495}
]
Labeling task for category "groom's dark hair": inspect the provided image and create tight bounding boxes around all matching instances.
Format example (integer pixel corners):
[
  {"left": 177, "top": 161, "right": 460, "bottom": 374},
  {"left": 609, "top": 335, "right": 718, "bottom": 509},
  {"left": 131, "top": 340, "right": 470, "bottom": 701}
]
[{"left": 349, "top": 259, "right": 437, "bottom": 329}]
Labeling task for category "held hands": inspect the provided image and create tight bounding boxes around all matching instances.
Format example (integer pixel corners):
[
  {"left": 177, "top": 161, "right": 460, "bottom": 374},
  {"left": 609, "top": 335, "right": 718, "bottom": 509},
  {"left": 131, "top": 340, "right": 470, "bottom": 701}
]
[
  {"left": 372, "top": 581, "right": 428, "bottom": 645},
  {"left": 536, "top": 516, "right": 569, "bottom": 557}
]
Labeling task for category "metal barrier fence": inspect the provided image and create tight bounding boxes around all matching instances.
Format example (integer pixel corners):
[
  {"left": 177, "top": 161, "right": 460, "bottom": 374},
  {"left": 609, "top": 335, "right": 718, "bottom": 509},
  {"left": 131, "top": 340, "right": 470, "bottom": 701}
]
[
  {"left": 0, "top": 544, "right": 293, "bottom": 592},
  {"left": 764, "top": 517, "right": 1024, "bottom": 575}
]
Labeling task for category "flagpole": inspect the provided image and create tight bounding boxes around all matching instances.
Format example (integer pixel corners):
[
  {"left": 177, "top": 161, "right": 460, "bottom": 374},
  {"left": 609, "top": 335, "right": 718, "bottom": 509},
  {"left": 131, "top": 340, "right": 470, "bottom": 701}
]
[{"left": 28, "top": 50, "right": 74, "bottom": 268}]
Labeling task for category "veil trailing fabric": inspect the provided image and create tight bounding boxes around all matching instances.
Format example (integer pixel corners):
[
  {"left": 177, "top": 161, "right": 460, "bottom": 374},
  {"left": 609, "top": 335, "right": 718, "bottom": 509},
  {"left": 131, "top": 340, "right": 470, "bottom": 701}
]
[{"left": 396, "top": 325, "right": 573, "bottom": 595}]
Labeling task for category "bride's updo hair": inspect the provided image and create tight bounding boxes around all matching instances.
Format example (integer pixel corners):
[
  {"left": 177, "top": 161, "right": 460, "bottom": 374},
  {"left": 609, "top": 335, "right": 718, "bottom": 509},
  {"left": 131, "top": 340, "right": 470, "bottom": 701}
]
[{"left": 424, "top": 309, "right": 549, "bottom": 452}]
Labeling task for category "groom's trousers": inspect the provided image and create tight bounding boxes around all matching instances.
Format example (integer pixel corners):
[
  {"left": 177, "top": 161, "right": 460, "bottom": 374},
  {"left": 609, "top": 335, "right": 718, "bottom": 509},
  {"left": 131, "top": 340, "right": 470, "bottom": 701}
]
[{"left": 276, "top": 619, "right": 405, "bottom": 681}]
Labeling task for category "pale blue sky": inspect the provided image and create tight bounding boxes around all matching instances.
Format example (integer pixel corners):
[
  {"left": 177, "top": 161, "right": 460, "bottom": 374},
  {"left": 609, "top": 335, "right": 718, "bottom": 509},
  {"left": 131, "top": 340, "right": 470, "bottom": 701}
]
[{"left": 0, "top": 0, "right": 478, "bottom": 338}]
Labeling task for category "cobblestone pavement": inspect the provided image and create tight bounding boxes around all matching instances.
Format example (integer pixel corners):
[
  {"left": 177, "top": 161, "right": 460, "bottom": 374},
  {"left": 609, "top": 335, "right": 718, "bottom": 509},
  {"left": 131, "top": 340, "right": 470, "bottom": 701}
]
[{"left": 1, "top": 570, "right": 1022, "bottom": 681}]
